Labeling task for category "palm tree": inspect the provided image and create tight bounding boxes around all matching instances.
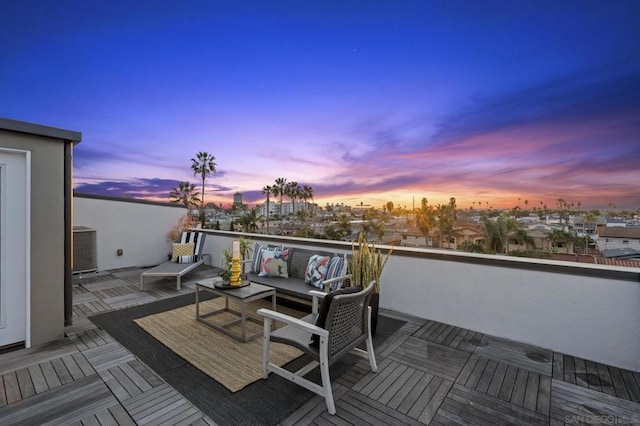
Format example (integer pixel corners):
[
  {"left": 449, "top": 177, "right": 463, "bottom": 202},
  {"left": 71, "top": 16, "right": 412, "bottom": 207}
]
[
  {"left": 272, "top": 178, "right": 287, "bottom": 233},
  {"left": 238, "top": 207, "right": 259, "bottom": 233},
  {"left": 301, "top": 185, "right": 314, "bottom": 235},
  {"left": 285, "top": 181, "right": 300, "bottom": 215},
  {"left": 337, "top": 214, "right": 352, "bottom": 239},
  {"left": 416, "top": 198, "right": 436, "bottom": 247},
  {"left": 371, "top": 220, "right": 386, "bottom": 242},
  {"left": 435, "top": 204, "right": 453, "bottom": 248},
  {"left": 510, "top": 229, "right": 535, "bottom": 250},
  {"left": 547, "top": 229, "right": 574, "bottom": 252},
  {"left": 169, "top": 181, "right": 200, "bottom": 211},
  {"left": 190, "top": 152, "right": 217, "bottom": 227},
  {"left": 301, "top": 185, "right": 313, "bottom": 212},
  {"left": 481, "top": 214, "right": 517, "bottom": 254},
  {"left": 262, "top": 185, "right": 272, "bottom": 234}
]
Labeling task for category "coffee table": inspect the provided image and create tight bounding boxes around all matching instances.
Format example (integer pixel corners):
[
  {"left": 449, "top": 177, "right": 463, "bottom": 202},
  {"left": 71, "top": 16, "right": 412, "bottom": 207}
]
[{"left": 195, "top": 278, "right": 276, "bottom": 342}]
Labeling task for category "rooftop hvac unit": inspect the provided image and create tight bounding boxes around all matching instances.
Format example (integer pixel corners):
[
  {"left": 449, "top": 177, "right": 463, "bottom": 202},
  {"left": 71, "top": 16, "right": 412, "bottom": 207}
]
[{"left": 73, "top": 226, "right": 97, "bottom": 273}]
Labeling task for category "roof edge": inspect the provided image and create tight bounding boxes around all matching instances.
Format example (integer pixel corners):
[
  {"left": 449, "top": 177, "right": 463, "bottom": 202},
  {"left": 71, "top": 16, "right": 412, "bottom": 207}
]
[{"left": 0, "top": 117, "right": 82, "bottom": 144}]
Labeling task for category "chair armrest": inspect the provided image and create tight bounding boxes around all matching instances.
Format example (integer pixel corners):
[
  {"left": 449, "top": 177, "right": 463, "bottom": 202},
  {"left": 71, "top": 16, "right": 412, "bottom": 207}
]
[
  {"left": 322, "top": 274, "right": 351, "bottom": 292},
  {"left": 257, "top": 308, "right": 328, "bottom": 337},
  {"left": 308, "top": 290, "right": 327, "bottom": 298},
  {"left": 308, "top": 290, "right": 326, "bottom": 314}
]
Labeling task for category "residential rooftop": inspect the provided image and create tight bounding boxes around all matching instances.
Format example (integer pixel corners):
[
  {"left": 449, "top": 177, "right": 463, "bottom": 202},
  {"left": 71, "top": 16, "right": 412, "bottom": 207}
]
[{"left": 0, "top": 263, "right": 638, "bottom": 425}]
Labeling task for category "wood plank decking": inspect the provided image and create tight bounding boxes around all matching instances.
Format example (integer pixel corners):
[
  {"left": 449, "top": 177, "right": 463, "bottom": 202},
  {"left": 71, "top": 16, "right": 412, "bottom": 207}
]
[{"left": 0, "top": 266, "right": 638, "bottom": 425}]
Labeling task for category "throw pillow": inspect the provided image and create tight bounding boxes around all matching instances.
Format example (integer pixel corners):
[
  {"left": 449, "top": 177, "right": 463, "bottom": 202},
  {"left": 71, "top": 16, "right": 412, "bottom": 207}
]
[
  {"left": 171, "top": 242, "right": 195, "bottom": 263},
  {"left": 310, "top": 286, "right": 362, "bottom": 347},
  {"left": 305, "top": 255, "right": 331, "bottom": 288},
  {"left": 250, "top": 243, "right": 282, "bottom": 273},
  {"left": 258, "top": 249, "right": 290, "bottom": 278},
  {"left": 326, "top": 254, "right": 348, "bottom": 290}
]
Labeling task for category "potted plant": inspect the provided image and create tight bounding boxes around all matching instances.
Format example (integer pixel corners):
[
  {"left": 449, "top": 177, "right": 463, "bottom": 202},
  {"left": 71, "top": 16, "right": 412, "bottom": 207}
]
[
  {"left": 348, "top": 233, "right": 391, "bottom": 337},
  {"left": 219, "top": 236, "right": 253, "bottom": 281}
]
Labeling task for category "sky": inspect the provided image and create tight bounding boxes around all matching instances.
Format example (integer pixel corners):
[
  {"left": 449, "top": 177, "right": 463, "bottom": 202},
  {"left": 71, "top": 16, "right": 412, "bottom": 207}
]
[{"left": 2, "top": 1, "right": 640, "bottom": 211}]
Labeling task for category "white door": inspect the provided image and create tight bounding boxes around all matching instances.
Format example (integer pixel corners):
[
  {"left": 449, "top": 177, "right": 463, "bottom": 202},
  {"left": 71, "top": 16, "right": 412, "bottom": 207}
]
[{"left": 0, "top": 150, "right": 29, "bottom": 347}]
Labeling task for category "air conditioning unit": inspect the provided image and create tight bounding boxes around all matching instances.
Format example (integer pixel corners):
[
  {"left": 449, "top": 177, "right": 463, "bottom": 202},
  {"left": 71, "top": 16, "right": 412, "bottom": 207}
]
[{"left": 73, "top": 226, "right": 97, "bottom": 273}]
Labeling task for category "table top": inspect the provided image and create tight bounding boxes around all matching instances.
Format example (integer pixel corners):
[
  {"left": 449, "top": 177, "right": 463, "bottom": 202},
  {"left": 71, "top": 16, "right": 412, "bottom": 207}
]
[{"left": 196, "top": 278, "right": 275, "bottom": 299}]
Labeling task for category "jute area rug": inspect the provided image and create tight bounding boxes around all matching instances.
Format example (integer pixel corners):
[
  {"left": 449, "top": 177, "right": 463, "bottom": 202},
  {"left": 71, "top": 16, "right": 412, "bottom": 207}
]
[{"left": 134, "top": 298, "right": 304, "bottom": 392}]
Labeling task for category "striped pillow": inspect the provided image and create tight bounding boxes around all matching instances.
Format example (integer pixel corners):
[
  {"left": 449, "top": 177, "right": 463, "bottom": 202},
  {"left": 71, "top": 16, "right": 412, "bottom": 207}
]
[
  {"left": 174, "top": 232, "right": 206, "bottom": 263},
  {"left": 326, "top": 254, "right": 348, "bottom": 290}
]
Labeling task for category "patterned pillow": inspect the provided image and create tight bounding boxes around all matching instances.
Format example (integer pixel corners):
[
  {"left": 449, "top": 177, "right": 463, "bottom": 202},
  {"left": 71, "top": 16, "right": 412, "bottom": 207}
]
[
  {"left": 326, "top": 254, "right": 348, "bottom": 290},
  {"left": 171, "top": 242, "right": 195, "bottom": 263},
  {"left": 258, "top": 249, "right": 290, "bottom": 278},
  {"left": 250, "top": 243, "right": 282, "bottom": 273},
  {"left": 304, "top": 255, "right": 331, "bottom": 288}
]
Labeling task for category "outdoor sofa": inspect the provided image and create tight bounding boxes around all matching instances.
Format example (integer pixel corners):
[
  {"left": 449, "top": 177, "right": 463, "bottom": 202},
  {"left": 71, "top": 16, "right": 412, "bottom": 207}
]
[{"left": 244, "top": 244, "right": 350, "bottom": 304}]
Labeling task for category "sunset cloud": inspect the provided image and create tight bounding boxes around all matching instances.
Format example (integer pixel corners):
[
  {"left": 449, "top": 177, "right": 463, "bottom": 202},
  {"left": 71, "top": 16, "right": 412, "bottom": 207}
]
[{"left": 2, "top": 1, "right": 639, "bottom": 210}]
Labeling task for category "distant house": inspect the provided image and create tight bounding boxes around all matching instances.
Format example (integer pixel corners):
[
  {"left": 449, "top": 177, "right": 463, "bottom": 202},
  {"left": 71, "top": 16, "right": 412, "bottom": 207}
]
[
  {"left": 520, "top": 228, "right": 575, "bottom": 254},
  {"left": 605, "top": 218, "right": 627, "bottom": 228},
  {"left": 600, "top": 247, "right": 640, "bottom": 261},
  {"left": 516, "top": 215, "right": 541, "bottom": 226},
  {"left": 401, "top": 231, "right": 429, "bottom": 247},
  {"left": 571, "top": 215, "right": 605, "bottom": 235},
  {"left": 401, "top": 225, "right": 483, "bottom": 250},
  {"left": 595, "top": 226, "right": 640, "bottom": 253},
  {"left": 443, "top": 226, "right": 483, "bottom": 250}
]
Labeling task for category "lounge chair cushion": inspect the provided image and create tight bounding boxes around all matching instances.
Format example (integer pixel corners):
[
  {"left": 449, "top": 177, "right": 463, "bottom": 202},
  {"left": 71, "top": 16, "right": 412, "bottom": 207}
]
[
  {"left": 258, "top": 249, "right": 290, "bottom": 278},
  {"left": 171, "top": 242, "right": 195, "bottom": 263},
  {"left": 305, "top": 254, "right": 330, "bottom": 288},
  {"left": 311, "top": 285, "right": 362, "bottom": 347}
]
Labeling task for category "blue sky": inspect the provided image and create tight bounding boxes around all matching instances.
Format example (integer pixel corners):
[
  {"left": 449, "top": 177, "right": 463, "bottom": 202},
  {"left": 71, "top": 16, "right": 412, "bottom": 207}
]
[{"left": 2, "top": 1, "right": 639, "bottom": 210}]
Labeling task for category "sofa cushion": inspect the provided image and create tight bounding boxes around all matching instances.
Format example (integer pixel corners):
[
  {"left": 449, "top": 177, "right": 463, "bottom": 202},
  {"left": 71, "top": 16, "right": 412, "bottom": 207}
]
[
  {"left": 258, "top": 249, "right": 290, "bottom": 278},
  {"left": 247, "top": 274, "right": 309, "bottom": 299},
  {"left": 250, "top": 243, "right": 282, "bottom": 273},
  {"left": 304, "top": 254, "right": 331, "bottom": 288},
  {"left": 288, "top": 248, "right": 335, "bottom": 280}
]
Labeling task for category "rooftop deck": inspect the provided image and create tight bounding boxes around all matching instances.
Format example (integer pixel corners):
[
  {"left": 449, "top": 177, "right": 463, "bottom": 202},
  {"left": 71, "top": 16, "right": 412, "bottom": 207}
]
[{"left": 0, "top": 266, "right": 638, "bottom": 425}]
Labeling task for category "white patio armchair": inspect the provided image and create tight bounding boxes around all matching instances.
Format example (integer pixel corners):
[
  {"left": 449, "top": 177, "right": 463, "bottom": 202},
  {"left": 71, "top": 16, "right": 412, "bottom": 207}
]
[{"left": 257, "top": 281, "right": 378, "bottom": 415}]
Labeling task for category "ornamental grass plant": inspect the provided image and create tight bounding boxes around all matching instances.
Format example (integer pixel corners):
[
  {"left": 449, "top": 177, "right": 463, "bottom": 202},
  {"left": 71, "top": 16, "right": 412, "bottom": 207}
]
[{"left": 349, "top": 233, "right": 391, "bottom": 293}]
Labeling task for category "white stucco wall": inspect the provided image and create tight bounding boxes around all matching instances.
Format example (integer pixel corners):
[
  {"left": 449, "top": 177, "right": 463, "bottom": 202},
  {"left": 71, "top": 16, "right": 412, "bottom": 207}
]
[
  {"left": 73, "top": 195, "right": 187, "bottom": 271},
  {"left": 202, "top": 231, "right": 640, "bottom": 372},
  {"left": 379, "top": 250, "right": 640, "bottom": 373}
]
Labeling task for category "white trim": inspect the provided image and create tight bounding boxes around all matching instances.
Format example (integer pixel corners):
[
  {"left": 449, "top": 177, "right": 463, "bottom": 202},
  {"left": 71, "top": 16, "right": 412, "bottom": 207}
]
[
  {"left": 25, "top": 150, "right": 31, "bottom": 348},
  {"left": 0, "top": 162, "right": 5, "bottom": 329},
  {"left": 0, "top": 148, "right": 31, "bottom": 348}
]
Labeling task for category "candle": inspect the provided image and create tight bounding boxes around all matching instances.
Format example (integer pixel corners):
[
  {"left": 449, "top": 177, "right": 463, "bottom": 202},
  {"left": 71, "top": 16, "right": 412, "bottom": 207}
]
[{"left": 232, "top": 241, "right": 240, "bottom": 260}]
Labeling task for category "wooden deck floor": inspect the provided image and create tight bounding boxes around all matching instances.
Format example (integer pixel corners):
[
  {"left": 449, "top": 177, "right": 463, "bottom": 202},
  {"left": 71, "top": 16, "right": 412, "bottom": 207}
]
[{"left": 0, "top": 266, "right": 638, "bottom": 425}]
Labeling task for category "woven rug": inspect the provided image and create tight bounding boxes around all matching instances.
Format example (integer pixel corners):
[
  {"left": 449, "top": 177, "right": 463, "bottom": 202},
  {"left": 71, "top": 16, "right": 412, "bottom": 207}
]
[
  {"left": 90, "top": 292, "right": 406, "bottom": 426},
  {"left": 134, "top": 298, "right": 303, "bottom": 392}
]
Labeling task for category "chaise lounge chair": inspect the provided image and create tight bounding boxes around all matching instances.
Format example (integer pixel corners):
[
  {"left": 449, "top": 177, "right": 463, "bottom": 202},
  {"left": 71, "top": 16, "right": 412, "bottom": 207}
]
[{"left": 140, "top": 231, "right": 207, "bottom": 291}]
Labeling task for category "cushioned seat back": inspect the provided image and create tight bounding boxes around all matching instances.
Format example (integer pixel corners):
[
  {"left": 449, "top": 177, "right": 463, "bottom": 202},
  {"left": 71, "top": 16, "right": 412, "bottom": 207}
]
[
  {"left": 178, "top": 232, "right": 206, "bottom": 261},
  {"left": 324, "top": 281, "right": 375, "bottom": 360}
]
